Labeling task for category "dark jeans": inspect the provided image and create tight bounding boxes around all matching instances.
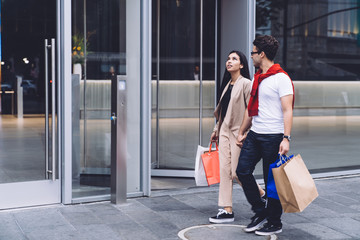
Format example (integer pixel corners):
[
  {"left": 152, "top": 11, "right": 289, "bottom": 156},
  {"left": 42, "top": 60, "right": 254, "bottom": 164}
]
[{"left": 236, "top": 130, "right": 283, "bottom": 226}]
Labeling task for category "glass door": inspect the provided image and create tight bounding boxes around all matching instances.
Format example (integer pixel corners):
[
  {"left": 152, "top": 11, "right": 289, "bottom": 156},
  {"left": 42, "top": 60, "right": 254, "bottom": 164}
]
[
  {"left": 151, "top": 0, "right": 217, "bottom": 175},
  {"left": 0, "top": 0, "right": 60, "bottom": 209},
  {"left": 71, "top": 0, "right": 126, "bottom": 200}
]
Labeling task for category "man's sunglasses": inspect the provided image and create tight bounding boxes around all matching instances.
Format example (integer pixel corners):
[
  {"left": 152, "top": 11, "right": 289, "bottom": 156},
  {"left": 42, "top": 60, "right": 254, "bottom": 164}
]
[{"left": 251, "top": 51, "right": 262, "bottom": 55}]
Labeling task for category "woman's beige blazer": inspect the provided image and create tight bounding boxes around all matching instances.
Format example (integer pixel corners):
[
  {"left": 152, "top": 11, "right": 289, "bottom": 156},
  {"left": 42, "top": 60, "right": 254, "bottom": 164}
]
[{"left": 213, "top": 76, "right": 252, "bottom": 137}]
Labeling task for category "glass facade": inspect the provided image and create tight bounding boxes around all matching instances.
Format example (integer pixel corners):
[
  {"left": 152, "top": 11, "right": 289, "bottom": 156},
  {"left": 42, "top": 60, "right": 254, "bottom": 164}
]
[
  {"left": 256, "top": 0, "right": 360, "bottom": 173},
  {"left": 151, "top": 0, "right": 360, "bottom": 176},
  {"left": 151, "top": 0, "right": 217, "bottom": 171},
  {"left": 1, "top": 0, "right": 359, "bottom": 210}
]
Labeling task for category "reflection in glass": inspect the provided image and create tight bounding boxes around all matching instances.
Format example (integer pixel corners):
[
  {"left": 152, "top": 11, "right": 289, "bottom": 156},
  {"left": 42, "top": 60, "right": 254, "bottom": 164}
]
[
  {"left": 201, "top": 0, "right": 216, "bottom": 146},
  {"left": 256, "top": 0, "right": 360, "bottom": 173},
  {"left": 256, "top": 0, "right": 360, "bottom": 80},
  {"left": 152, "top": 0, "right": 216, "bottom": 170}
]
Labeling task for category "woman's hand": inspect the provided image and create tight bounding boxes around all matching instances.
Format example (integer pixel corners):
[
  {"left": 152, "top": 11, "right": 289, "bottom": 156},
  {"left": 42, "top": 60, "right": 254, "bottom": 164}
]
[
  {"left": 236, "top": 133, "right": 247, "bottom": 147},
  {"left": 210, "top": 131, "right": 218, "bottom": 142}
]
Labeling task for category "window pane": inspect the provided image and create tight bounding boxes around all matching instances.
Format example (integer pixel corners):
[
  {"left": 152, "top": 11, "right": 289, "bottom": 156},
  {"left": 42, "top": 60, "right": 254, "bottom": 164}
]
[
  {"left": 152, "top": 0, "right": 217, "bottom": 170},
  {"left": 256, "top": 0, "right": 360, "bottom": 80},
  {"left": 256, "top": 0, "right": 360, "bottom": 173},
  {"left": 153, "top": 0, "right": 201, "bottom": 170},
  {"left": 201, "top": 0, "right": 216, "bottom": 145}
]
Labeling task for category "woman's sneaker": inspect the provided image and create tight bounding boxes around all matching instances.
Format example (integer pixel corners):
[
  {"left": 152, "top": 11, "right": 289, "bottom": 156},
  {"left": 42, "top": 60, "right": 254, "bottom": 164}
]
[{"left": 209, "top": 209, "right": 234, "bottom": 223}]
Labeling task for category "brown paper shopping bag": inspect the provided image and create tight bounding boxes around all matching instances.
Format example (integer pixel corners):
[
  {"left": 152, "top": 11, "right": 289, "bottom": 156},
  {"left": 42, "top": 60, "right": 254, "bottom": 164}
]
[{"left": 272, "top": 154, "right": 318, "bottom": 213}]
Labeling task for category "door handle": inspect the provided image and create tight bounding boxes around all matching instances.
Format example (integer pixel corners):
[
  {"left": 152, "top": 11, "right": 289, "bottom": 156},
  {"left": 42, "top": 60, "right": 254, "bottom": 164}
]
[
  {"left": 44, "top": 38, "right": 56, "bottom": 181},
  {"left": 45, "top": 39, "right": 50, "bottom": 179}
]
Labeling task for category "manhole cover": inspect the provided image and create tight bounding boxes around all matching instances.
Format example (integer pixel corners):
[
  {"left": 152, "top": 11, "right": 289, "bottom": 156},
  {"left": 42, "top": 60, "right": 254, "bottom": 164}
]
[{"left": 178, "top": 224, "right": 278, "bottom": 240}]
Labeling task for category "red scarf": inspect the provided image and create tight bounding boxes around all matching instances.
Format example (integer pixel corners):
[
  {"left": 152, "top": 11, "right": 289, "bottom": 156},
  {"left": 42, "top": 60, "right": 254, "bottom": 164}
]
[{"left": 248, "top": 64, "right": 294, "bottom": 117}]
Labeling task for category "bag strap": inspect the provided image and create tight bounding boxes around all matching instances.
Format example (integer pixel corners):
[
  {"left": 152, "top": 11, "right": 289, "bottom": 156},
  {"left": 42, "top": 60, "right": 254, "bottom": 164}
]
[{"left": 208, "top": 141, "right": 218, "bottom": 153}]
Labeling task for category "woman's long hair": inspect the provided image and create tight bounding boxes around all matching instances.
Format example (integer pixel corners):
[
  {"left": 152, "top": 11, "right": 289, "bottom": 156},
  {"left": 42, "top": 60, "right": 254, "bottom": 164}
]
[{"left": 218, "top": 50, "right": 250, "bottom": 102}]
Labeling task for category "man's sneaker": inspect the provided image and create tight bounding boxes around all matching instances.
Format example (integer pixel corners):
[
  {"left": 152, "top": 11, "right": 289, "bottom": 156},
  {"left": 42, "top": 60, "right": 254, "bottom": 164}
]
[
  {"left": 243, "top": 214, "right": 267, "bottom": 232},
  {"left": 209, "top": 209, "right": 234, "bottom": 223},
  {"left": 255, "top": 222, "right": 282, "bottom": 236}
]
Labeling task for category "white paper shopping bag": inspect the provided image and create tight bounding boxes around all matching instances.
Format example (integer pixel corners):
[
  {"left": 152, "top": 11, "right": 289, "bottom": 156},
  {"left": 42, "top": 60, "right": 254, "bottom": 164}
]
[{"left": 194, "top": 145, "right": 209, "bottom": 186}]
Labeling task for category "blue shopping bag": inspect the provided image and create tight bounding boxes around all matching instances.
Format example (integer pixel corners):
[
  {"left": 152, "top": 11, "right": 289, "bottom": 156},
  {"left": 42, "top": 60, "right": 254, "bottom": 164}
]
[{"left": 267, "top": 154, "right": 293, "bottom": 200}]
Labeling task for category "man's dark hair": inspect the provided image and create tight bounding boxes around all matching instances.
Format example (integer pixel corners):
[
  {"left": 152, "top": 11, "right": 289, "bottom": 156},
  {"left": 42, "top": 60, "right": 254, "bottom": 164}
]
[{"left": 253, "top": 35, "right": 279, "bottom": 61}]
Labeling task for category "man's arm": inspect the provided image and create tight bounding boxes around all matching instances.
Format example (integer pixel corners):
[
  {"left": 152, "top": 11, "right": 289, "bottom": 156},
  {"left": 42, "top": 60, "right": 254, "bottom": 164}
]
[
  {"left": 236, "top": 109, "right": 252, "bottom": 147},
  {"left": 279, "top": 94, "right": 293, "bottom": 155}
]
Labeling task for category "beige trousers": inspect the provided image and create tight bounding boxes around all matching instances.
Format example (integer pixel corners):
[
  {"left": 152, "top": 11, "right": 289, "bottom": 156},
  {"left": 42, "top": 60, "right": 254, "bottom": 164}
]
[{"left": 218, "top": 122, "right": 241, "bottom": 207}]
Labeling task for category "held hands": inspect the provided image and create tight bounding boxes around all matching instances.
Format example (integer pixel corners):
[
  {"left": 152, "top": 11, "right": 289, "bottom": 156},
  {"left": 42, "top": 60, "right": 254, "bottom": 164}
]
[
  {"left": 236, "top": 133, "right": 247, "bottom": 147},
  {"left": 279, "top": 138, "right": 290, "bottom": 155}
]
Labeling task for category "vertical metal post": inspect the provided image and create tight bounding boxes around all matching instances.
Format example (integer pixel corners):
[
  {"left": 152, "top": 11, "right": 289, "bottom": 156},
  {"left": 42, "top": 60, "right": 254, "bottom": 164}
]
[
  {"left": 16, "top": 76, "right": 23, "bottom": 118},
  {"left": 283, "top": 0, "right": 288, "bottom": 68},
  {"left": 11, "top": 92, "right": 15, "bottom": 115},
  {"left": 358, "top": 0, "right": 360, "bottom": 46},
  {"left": 140, "top": 0, "right": 152, "bottom": 196},
  {"left": 156, "top": 0, "right": 160, "bottom": 169},
  {"left": 83, "top": 0, "right": 88, "bottom": 170},
  {"left": 56, "top": 0, "right": 62, "bottom": 185},
  {"left": 61, "top": 0, "right": 73, "bottom": 203},
  {"left": 111, "top": 75, "right": 127, "bottom": 204},
  {"left": 214, "top": 0, "right": 218, "bottom": 108},
  {"left": 248, "top": 0, "right": 256, "bottom": 77},
  {"left": 199, "top": 0, "right": 203, "bottom": 146}
]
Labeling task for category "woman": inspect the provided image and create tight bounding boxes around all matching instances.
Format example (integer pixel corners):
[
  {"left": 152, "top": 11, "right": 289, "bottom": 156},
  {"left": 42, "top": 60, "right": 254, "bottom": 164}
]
[{"left": 209, "top": 50, "right": 265, "bottom": 223}]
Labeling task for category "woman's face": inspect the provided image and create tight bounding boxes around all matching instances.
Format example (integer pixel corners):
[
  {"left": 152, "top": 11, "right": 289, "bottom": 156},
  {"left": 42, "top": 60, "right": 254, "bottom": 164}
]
[{"left": 226, "top": 52, "right": 243, "bottom": 73}]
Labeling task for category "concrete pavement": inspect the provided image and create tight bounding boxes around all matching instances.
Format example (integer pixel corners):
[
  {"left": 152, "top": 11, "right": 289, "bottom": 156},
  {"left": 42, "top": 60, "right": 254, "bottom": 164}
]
[{"left": 1, "top": 174, "right": 360, "bottom": 240}]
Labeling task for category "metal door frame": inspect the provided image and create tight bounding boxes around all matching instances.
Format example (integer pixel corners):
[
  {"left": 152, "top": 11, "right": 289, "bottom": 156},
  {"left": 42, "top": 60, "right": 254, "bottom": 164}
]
[
  {"left": 60, "top": 0, "right": 73, "bottom": 204},
  {"left": 60, "top": 0, "right": 152, "bottom": 203}
]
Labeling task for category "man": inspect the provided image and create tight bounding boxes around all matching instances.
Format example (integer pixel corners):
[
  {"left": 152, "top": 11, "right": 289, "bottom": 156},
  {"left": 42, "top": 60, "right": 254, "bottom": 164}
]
[{"left": 236, "top": 35, "right": 294, "bottom": 236}]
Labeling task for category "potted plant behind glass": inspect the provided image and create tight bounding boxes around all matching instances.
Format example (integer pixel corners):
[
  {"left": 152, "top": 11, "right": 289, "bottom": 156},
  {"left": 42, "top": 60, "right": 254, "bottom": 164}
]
[{"left": 72, "top": 33, "right": 88, "bottom": 78}]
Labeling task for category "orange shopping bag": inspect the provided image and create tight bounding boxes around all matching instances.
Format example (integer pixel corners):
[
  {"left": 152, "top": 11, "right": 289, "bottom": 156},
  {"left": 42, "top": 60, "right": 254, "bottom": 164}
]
[{"left": 201, "top": 142, "right": 220, "bottom": 185}]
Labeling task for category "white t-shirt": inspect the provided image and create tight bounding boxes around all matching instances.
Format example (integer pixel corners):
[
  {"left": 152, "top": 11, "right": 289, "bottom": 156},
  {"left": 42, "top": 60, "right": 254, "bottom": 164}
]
[{"left": 250, "top": 72, "right": 293, "bottom": 134}]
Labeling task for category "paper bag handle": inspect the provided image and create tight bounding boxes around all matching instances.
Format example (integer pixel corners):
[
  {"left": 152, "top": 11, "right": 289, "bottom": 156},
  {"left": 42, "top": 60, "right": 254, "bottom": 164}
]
[{"left": 278, "top": 154, "right": 294, "bottom": 165}]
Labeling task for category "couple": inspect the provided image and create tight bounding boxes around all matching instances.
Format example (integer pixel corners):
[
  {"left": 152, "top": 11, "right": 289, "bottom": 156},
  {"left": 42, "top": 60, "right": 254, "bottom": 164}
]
[{"left": 209, "top": 35, "right": 294, "bottom": 236}]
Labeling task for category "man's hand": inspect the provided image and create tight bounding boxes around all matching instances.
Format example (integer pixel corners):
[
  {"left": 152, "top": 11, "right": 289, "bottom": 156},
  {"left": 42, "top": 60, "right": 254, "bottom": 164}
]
[
  {"left": 279, "top": 138, "right": 290, "bottom": 155},
  {"left": 280, "top": 94, "right": 293, "bottom": 156},
  {"left": 236, "top": 109, "right": 252, "bottom": 148}
]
